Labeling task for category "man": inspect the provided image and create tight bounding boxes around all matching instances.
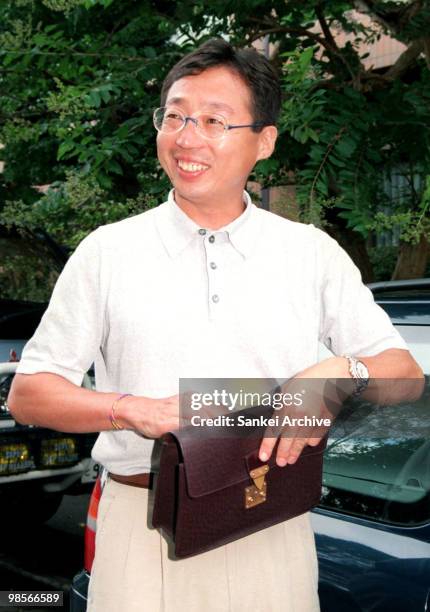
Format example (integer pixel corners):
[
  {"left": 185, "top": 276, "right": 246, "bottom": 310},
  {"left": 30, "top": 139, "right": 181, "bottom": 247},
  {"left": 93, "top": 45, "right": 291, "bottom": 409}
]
[{"left": 8, "top": 39, "right": 422, "bottom": 611}]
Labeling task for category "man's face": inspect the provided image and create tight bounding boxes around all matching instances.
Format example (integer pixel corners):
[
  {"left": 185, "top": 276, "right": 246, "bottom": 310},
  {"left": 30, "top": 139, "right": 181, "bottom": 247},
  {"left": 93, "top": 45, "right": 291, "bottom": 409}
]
[{"left": 156, "top": 65, "right": 277, "bottom": 209}]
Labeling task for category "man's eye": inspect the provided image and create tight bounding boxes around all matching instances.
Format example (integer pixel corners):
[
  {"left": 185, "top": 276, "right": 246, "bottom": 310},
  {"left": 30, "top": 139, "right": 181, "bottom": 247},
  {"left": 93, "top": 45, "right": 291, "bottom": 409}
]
[
  {"left": 165, "top": 112, "right": 182, "bottom": 120},
  {"left": 204, "top": 116, "right": 224, "bottom": 126}
]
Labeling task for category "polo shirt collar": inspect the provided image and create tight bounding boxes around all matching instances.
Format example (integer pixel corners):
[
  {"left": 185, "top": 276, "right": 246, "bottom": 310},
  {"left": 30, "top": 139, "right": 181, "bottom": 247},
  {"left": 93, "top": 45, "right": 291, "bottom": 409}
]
[
  {"left": 222, "top": 191, "right": 260, "bottom": 259},
  {"left": 155, "top": 190, "right": 200, "bottom": 259},
  {"left": 157, "top": 189, "right": 261, "bottom": 259}
]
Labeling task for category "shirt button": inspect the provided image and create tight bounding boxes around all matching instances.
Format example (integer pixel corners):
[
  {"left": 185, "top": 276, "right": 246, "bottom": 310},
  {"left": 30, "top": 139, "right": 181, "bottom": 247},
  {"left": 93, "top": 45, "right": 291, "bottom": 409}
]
[
  {"left": 209, "top": 235, "right": 215, "bottom": 243},
  {"left": 199, "top": 229, "right": 207, "bottom": 236},
  {"left": 212, "top": 294, "right": 219, "bottom": 303},
  {"left": 210, "top": 262, "right": 217, "bottom": 270}
]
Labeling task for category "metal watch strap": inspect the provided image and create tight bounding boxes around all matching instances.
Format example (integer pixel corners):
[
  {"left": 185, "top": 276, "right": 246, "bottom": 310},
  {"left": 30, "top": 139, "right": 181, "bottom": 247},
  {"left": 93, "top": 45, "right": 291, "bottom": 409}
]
[{"left": 344, "top": 355, "right": 370, "bottom": 396}]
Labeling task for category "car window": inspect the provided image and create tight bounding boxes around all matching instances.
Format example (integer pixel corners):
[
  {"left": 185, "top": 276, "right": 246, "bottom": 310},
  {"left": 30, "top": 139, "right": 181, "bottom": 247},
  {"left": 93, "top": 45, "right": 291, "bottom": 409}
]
[
  {"left": 393, "top": 326, "right": 429, "bottom": 375},
  {"left": 377, "top": 302, "right": 430, "bottom": 325}
]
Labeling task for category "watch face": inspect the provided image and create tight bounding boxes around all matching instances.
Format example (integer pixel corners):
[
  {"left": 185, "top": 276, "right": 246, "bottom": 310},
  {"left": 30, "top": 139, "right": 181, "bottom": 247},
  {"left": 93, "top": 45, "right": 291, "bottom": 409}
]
[{"left": 356, "top": 361, "right": 369, "bottom": 380}]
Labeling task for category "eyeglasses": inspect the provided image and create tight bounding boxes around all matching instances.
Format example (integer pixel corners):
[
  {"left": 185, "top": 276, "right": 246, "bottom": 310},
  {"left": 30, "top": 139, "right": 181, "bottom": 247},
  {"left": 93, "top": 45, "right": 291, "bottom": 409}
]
[{"left": 153, "top": 106, "right": 265, "bottom": 140}]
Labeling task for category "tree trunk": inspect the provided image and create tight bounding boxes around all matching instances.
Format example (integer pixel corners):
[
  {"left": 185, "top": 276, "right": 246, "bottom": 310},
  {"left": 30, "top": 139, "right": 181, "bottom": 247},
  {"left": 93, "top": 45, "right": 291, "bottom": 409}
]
[
  {"left": 327, "top": 227, "right": 375, "bottom": 283},
  {"left": 392, "top": 235, "right": 429, "bottom": 280}
]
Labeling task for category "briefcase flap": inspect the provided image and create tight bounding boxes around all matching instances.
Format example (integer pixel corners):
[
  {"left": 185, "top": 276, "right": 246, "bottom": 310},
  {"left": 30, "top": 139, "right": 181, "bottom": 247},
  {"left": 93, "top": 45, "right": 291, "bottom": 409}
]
[{"left": 167, "top": 421, "right": 327, "bottom": 499}]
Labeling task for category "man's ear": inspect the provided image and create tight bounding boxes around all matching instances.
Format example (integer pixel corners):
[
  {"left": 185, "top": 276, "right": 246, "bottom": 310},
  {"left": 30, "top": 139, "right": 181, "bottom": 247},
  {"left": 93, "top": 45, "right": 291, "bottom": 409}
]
[{"left": 256, "top": 126, "right": 278, "bottom": 161}]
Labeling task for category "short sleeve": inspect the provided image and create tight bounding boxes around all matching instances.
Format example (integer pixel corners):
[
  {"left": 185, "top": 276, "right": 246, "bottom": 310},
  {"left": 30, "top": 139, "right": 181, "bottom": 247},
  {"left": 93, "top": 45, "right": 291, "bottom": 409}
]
[
  {"left": 16, "top": 230, "right": 104, "bottom": 385},
  {"left": 317, "top": 230, "right": 408, "bottom": 357}
]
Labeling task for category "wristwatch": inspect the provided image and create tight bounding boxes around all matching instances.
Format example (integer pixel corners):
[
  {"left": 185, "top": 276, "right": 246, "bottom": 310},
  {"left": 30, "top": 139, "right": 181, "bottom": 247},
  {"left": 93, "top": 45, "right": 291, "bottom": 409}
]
[{"left": 344, "top": 356, "right": 370, "bottom": 396}]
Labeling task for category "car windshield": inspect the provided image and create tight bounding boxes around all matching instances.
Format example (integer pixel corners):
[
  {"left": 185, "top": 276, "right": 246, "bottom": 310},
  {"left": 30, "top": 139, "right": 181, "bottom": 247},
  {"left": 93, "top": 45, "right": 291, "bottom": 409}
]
[{"left": 320, "top": 286, "right": 430, "bottom": 527}]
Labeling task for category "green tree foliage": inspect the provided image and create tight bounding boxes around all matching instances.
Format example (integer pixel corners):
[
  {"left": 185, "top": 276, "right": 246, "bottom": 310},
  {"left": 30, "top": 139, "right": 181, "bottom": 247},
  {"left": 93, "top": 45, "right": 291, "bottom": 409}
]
[
  {"left": 223, "top": 0, "right": 430, "bottom": 278},
  {"left": 0, "top": 0, "right": 429, "bottom": 277},
  {"left": 0, "top": 0, "right": 179, "bottom": 245}
]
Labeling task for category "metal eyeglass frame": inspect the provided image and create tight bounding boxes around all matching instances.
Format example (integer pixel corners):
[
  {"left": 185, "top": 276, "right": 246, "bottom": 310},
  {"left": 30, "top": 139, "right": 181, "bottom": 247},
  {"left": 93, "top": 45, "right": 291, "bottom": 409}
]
[{"left": 153, "top": 107, "right": 266, "bottom": 140}]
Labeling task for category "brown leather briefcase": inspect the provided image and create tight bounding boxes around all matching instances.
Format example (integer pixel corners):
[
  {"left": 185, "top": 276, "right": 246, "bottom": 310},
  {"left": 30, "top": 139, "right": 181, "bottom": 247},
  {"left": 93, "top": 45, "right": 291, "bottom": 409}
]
[{"left": 152, "top": 408, "right": 327, "bottom": 559}]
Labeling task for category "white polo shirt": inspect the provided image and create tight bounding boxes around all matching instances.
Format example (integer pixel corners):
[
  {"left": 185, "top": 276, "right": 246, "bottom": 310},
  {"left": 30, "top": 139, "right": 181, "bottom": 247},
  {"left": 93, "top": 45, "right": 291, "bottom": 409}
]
[{"left": 17, "top": 191, "right": 407, "bottom": 473}]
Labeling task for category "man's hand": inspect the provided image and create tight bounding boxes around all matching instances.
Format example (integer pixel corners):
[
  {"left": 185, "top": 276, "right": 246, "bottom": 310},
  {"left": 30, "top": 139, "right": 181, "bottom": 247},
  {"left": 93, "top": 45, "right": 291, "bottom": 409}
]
[
  {"left": 258, "top": 378, "right": 338, "bottom": 466},
  {"left": 259, "top": 356, "right": 351, "bottom": 466},
  {"left": 258, "top": 348, "right": 424, "bottom": 466},
  {"left": 110, "top": 390, "right": 231, "bottom": 438},
  {"left": 114, "top": 394, "right": 182, "bottom": 438}
]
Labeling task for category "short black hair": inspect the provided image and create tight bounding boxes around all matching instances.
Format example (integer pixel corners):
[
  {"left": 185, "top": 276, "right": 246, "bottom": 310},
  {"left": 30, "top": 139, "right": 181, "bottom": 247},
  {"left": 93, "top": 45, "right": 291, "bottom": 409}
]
[{"left": 160, "top": 38, "right": 281, "bottom": 131}]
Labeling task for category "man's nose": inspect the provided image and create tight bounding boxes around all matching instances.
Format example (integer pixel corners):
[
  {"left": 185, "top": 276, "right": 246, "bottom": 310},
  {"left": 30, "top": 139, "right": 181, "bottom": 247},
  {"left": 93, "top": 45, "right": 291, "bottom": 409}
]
[{"left": 175, "top": 117, "right": 204, "bottom": 147}]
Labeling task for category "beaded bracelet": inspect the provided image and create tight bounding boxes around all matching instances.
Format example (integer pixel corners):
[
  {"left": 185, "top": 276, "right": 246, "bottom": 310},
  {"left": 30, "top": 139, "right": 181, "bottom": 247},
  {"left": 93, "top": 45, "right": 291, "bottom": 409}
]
[{"left": 110, "top": 393, "right": 132, "bottom": 431}]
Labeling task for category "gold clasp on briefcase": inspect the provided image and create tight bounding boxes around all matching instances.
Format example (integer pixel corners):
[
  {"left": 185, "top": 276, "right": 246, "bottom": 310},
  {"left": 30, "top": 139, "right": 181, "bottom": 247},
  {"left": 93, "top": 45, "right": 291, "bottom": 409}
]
[{"left": 245, "top": 464, "right": 269, "bottom": 509}]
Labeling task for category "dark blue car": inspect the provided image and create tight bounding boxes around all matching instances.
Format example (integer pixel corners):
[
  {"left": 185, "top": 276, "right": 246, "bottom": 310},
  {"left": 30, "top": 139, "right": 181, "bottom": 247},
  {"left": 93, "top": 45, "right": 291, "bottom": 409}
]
[
  {"left": 313, "top": 279, "right": 430, "bottom": 611},
  {"left": 70, "top": 279, "right": 430, "bottom": 611}
]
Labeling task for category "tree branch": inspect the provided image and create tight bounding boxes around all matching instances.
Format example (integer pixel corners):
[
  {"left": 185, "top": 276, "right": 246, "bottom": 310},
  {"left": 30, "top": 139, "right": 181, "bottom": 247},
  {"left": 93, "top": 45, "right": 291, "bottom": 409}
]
[
  {"left": 353, "top": 0, "right": 425, "bottom": 40},
  {"left": 246, "top": 11, "right": 363, "bottom": 83},
  {"left": 246, "top": 22, "right": 357, "bottom": 82},
  {"left": 315, "top": 5, "right": 339, "bottom": 53},
  {"left": 315, "top": 4, "right": 364, "bottom": 82},
  {"left": 384, "top": 38, "right": 424, "bottom": 79},
  {"left": 353, "top": 0, "right": 398, "bottom": 34},
  {"left": 246, "top": 26, "right": 325, "bottom": 48},
  {"left": 1, "top": 48, "right": 150, "bottom": 62}
]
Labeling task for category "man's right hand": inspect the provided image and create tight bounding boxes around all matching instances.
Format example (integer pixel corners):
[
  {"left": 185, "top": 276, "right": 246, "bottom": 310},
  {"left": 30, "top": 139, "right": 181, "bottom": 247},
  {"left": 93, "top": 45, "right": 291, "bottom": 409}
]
[
  {"left": 8, "top": 372, "right": 184, "bottom": 436},
  {"left": 114, "top": 394, "right": 181, "bottom": 438}
]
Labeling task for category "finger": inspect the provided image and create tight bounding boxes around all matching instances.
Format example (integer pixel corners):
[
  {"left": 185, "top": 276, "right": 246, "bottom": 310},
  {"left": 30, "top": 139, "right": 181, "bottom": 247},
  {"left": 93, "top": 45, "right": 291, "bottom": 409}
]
[
  {"left": 259, "top": 436, "right": 277, "bottom": 462},
  {"left": 302, "top": 426, "right": 320, "bottom": 447},
  {"left": 296, "top": 427, "right": 324, "bottom": 449},
  {"left": 177, "top": 391, "right": 193, "bottom": 416},
  {"left": 273, "top": 435, "right": 294, "bottom": 466},
  {"left": 200, "top": 402, "right": 224, "bottom": 419},
  {"left": 307, "top": 436, "right": 322, "bottom": 447},
  {"left": 269, "top": 406, "right": 303, "bottom": 466},
  {"left": 276, "top": 435, "right": 308, "bottom": 466},
  {"left": 179, "top": 412, "right": 190, "bottom": 427},
  {"left": 309, "top": 410, "right": 332, "bottom": 441},
  {"left": 258, "top": 410, "right": 285, "bottom": 461},
  {"left": 159, "top": 411, "right": 180, "bottom": 433},
  {"left": 309, "top": 423, "right": 330, "bottom": 443}
]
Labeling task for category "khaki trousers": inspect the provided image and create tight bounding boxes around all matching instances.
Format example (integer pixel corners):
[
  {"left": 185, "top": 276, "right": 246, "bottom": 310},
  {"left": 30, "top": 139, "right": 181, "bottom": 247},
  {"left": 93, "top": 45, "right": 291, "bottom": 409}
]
[{"left": 87, "top": 478, "right": 320, "bottom": 612}]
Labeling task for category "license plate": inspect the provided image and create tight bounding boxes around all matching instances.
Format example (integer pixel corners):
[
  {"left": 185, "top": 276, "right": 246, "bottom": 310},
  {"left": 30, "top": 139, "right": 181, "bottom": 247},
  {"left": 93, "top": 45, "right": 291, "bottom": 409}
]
[
  {"left": 0, "top": 443, "right": 35, "bottom": 474},
  {"left": 40, "top": 437, "right": 79, "bottom": 467},
  {"left": 81, "top": 458, "right": 100, "bottom": 483}
]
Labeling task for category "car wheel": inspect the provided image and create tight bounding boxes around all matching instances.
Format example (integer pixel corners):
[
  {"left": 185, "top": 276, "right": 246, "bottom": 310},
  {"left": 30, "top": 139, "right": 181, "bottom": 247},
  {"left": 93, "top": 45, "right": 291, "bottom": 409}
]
[{"left": 0, "top": 485, "right": 63, "bottom": 526}]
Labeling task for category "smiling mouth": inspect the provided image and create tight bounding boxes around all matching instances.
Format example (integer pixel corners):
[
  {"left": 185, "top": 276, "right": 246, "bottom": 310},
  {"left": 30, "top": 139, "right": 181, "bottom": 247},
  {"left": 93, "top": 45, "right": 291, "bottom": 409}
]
[{"left": 177, "top": 159, "right": 210, "bottom": 173}]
